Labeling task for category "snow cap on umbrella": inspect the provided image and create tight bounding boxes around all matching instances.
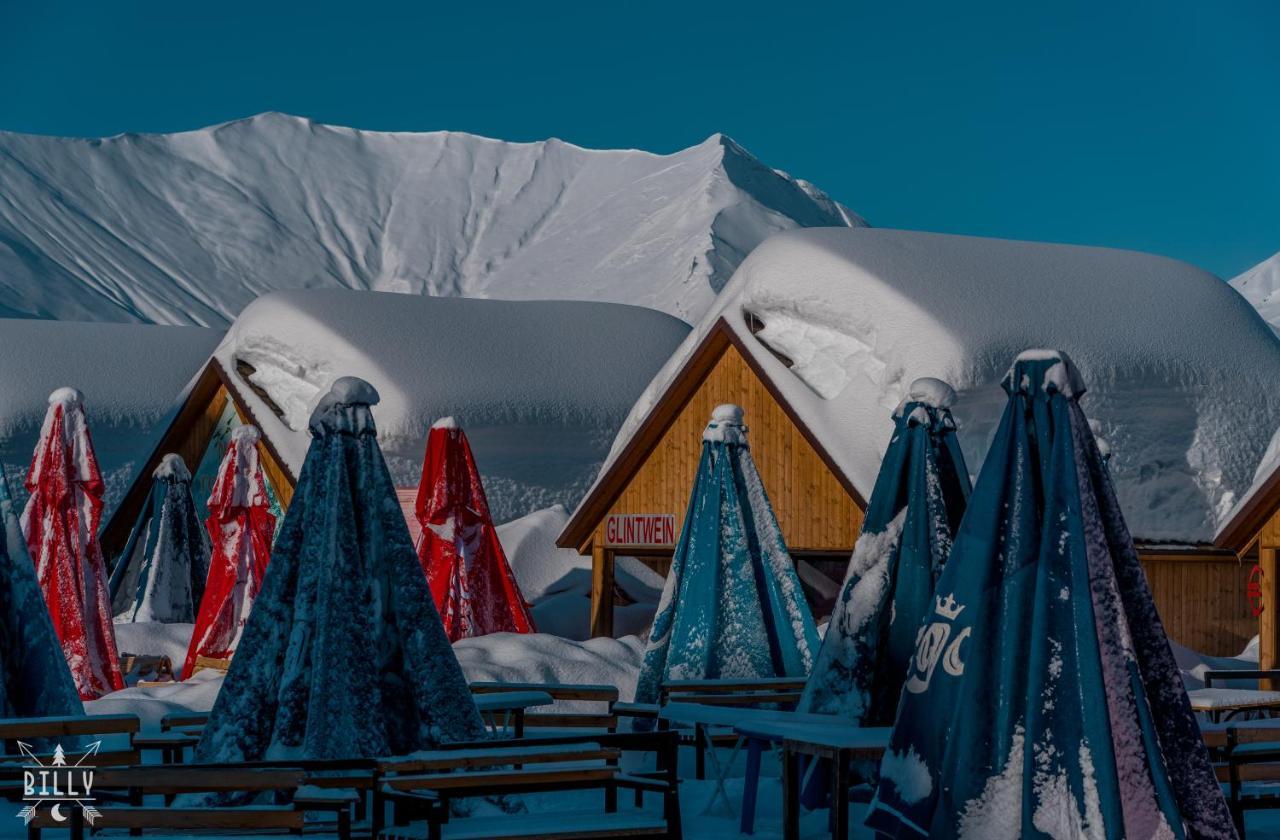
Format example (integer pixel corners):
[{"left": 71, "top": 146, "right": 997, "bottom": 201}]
[
  {"left": 414, "top": 415, "right": 536, "bottom": 641},
  {"left": 194, "top": 377, "right": 485, "bottom": 767},
  {"left": 866, "top": 350, "right": 1234, "bottom": 839},
  {"left": 109, "top": 451, "right": 210, "bottom": 624},
  {"left": 180, "top": 425, "right": 274, "bottom": 679},
  {"left": 799, "top": 377, "right": 970, "bottom": 725},
  {"left": 633, "top": 405, "right": 819, "bottom": 715},
  {"left": 22, "top": 387, "right": 123, "bottom": 699}
]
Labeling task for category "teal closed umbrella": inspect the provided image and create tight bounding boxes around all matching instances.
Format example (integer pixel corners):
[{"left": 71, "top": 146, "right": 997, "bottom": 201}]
[
  {"left": 798, "top": 377, "right": 970, "bottom": 726},
  {"left": 866, "top": 350, "right": 1234, "bottom": 839},
  {"left": 633, "top": 404, "right": 818, "bottom": 710}
]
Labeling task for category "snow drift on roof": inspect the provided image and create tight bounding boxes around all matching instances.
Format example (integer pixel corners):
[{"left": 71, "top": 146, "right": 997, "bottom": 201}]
[
  {"left": 0, "top": 319, "right": 221, "bottom": 515},
  {"left": 591, "top": 228, "right": 1280, "bottom": 543},
  {"left": 216, "top": 289, "right": 690, "bottom": 523}
]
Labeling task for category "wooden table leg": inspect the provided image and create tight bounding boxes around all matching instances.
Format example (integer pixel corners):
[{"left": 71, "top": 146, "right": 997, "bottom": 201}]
[
  {"left": 784, "top": 745, "right": 800, "bottom": 840},
  {"left": 831, "top": 748, "right": 849, "bottom": 840},
  {"left": 695, "top": 724, "right": 707, "bottom": 780}
]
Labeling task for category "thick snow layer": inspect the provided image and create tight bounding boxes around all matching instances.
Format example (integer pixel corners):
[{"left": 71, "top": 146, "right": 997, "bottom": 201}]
[
  {"left": 0, "top": 113, "right": 862, "bottom": 327},
  {"left": 0, "top": 319, "right": 221, "bottom": 515},
  {"left": 594, "top": 228, "right": 1280, "bottom": 543},
  {"left": 1231, "top": 251, "right": 1280, "bottom": 336},
  {"left": 217, "top": 290, "right": 689, "bottom": 522},
  {"left": 499, "top": 506, "right": 662, "bottom": 639}
]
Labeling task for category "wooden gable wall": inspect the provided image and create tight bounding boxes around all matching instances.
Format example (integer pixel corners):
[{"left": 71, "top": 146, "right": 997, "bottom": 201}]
[{"left": 589, "top": 339, "right": 863, "bottom": 555}]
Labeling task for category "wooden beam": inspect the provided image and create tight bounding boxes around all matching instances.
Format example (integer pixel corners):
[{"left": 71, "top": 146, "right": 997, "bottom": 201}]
[
  {"left": 590, "top": 545, "right": 615, "bottom": 638},
  {"left": 1264, "top": 546, "right": 1279, "bottom": 690}
]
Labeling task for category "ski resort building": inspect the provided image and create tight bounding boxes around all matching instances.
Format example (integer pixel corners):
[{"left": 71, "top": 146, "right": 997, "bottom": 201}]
[
  {"left": 560, "top": 227, "right": 1280, "bottom": 659},
  {"left": 102, "top": 290, "right": 690, "bottom": 560}
]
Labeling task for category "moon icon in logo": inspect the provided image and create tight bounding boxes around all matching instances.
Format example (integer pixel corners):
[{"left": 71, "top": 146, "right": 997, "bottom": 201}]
[{"left": 50, "top": 803, "right": 66, "bottom": 822}]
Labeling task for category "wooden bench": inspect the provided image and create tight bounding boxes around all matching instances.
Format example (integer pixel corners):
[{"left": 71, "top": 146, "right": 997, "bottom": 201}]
[
  {"left": 0, "top": 714, "right": 141, "bottom": 769},
  {"left": 159, "top": 711, "right": 209, "bottom": 733},
  {"left": 191, "top": 655, "right": 231, "bottom": 676},
  {"left": 376, "top": 730, "right": 681, "bottom": 840},
  {"left": 471, "top": 682, "right": 620, "bottom": 732},
  {"left": 1213, "top": 723, "right": 1280, "bottom": 837},
  {"left": 25, "top": 765, "right": 311, "bottom": 839},
  {"left": 659, "top": 676, "right": 807, "bottom": 705}
]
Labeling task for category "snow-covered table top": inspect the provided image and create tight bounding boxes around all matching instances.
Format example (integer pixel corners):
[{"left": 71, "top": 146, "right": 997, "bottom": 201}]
[
  {"left": 472, "top": 690, "right": 555, "bottom": 713},
  {"left": 1187, "top": 687, "right": 1280, "bottom": 711},
  {"left": 731, "top": 719, "right": 893, "bottom": 753},
  {"left": 659, "top": 702, "right": 848, "bottom": 730}
]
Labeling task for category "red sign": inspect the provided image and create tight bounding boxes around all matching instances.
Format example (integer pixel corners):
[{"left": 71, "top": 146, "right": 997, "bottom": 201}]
[
  {"left": 1249, "top": 563, "right": 1265, "bottom": 618},
  {"left": 605, "top": 514, "right": 676, "bottom": 548}
]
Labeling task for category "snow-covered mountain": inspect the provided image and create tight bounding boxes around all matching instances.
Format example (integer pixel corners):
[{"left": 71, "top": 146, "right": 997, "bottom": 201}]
[
  {"left": 1230, "top": 251, "right": 1280, "bottom": 335},
  {"left": 0, "top": 113, "right": 863, "bottom": 327}
]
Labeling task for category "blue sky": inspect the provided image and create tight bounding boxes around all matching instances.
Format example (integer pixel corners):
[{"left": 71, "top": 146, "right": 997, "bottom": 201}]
[{"left": 3, "top": 1, "right": 1277, "bottom": 278}]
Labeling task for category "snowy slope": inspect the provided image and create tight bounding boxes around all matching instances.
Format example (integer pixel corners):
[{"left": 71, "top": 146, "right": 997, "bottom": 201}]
[
  {"left": 217, "top": 289, "right": 689, "bottom": 523},
  {"left": 587, "top": 228, "right": 1280, "bottom": 544},
  {"left": 0, "top": 319, "right": 221, "bottom": 513},
  {"left": 0, "top": 113, "right": 862, "bottom": 327},
  {"left": 1230, "top": 251, "right": 1280, "bottom": 335}
]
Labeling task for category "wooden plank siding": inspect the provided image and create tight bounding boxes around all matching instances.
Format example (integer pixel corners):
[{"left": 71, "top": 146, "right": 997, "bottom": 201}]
[
  {"left": 588, "top": 340, "right": 862, "bottom": 558},
  {"left": 1137, "top": 550, "right": 1253, "bottom": 657}
]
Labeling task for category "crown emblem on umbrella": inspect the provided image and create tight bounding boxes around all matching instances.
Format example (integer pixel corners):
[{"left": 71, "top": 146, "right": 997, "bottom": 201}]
[{"left": 934, "top": 593, "right": 964, "bottom": 620}]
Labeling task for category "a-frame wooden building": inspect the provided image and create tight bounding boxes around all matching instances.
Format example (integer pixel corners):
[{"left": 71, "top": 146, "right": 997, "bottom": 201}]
[
  {"left": 99, "top": 358, "right": 297, "bottom": 562},
  {"left": 558, "top": 317, "right": 868, "bottom": 638}
]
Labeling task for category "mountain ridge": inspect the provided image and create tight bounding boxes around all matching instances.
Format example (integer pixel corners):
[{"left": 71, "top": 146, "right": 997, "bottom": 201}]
[{"left": 0, "top": 113, "right": 864, "bottom": 326}]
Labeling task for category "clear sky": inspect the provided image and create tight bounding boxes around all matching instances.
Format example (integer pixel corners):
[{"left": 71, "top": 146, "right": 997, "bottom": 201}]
[{"left": 3, "top": 1, "right": 1277, "bottom": 278}]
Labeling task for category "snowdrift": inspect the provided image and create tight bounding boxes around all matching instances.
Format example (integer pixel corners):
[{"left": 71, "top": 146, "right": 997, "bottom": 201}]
[
  {"left": 0, "top": 113, "right": 862, "bottom": 327},
  {"left": 596, "top": 228, "right": 1280, "bottom": 543},
  {"left": 216, "top": 290, "right": 690, "bottom": 522},
  {"left": 0, "top": 319, "right": 220, "bottom": 514}
]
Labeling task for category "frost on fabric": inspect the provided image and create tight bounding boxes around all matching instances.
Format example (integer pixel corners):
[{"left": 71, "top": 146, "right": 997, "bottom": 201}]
[
  {"left": 880, "top": 744, "right": 932, "bottom": 806},
  {"left": 110, "top": 453, "right": 210, "bottom": 624},
  {"left": 193, "top": 379, "right": 486, "bottom": 776},
  {"left": 632, "top": 408, "right": 818, "bottom": 716},
  {"left": 21, "top": 389, "right": 123, "bottom": 700},
  {"left": 414, "top": 419, "right": 535, "bottom": 641},
  {"left": 181, "top": 424, "right": 276, "bottom": 680},
  {"left": 958, "top": 726, "right": 1025, "bottom": 839},
  {"left": 798, "top": 510, "right": 905, "bottom": 721}
]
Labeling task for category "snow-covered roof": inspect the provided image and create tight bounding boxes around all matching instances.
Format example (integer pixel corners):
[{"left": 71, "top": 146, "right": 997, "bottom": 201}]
[
  {"left": 584, "top": 227, "right": 1280, "bottom": 544},
  {"left": 0, "top": 318, "right": 221, "bottom": 511},
  {"left": 215, "top": 289, "right": 690, "bottom": 523}
]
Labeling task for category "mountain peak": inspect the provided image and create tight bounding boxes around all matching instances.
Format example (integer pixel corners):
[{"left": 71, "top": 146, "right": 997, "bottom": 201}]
[{"left": 1230, "top": 252, "right": 1280, "bottom": 336}]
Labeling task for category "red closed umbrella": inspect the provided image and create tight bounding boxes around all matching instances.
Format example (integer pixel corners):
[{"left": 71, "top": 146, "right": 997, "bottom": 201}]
[
  {"left": 181, "top": 425, "right": 275, "bottom": 679},
  {"left": 21, "top": 388, "right": 123, "bottom": 700},
  {"left": 414, "top": 418, "right": 535, "bottom": 641}
]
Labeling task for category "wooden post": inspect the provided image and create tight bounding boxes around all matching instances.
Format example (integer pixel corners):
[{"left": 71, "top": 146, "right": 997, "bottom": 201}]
[
  {"left": 590, "top": 544, "right": 615, "bottom": 638},
  {"left": 1262, "top": 546, "right": 1279, "bottom": 690}
]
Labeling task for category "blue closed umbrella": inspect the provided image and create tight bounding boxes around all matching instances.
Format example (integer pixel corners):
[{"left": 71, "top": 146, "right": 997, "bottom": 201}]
[
  {"left": 633, "top": 404, "right": 819, "bottom": 709},
  {"left": 110, "top": 454, "right": 210, "bottom": 623},
  {"left": 0, "top": 466, "right": 81, "bottom": 718},
  {"left": 194, "top": 378, "right": 486, "bottom": 765},
  {"left": 799, "top": 377, "right": 970, "bottom": 726},
  {"left": 866, "top": 350, "right": 1234, "bottom": 839}
]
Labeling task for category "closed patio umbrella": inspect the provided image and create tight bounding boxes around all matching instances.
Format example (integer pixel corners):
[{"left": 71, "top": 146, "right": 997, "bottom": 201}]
[
  {"left": 866, "top": 350, "right": 1234, "bottom": 839},
  {"left": 798, "top": 377, "right": 970, "bottom": 726},
  {"left": 633, "top": 404, "right": 818, "bottom": 710}
]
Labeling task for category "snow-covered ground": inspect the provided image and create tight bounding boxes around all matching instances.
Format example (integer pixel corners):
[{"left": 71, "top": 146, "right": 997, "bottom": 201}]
[{"left": 0, "top": 113, "right": 863, "bottom": 327}]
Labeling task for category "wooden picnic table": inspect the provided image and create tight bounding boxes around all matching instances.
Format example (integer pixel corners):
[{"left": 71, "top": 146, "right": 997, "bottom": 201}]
[
  {"left": 472, "top": 690, "right": 554, "bottom": 737},
  {"left": 1188, "top": 687, "right": 1280, "bottom": 722},
  {"left": 733, "top": 719, "right": 891, "bottom": 840}
]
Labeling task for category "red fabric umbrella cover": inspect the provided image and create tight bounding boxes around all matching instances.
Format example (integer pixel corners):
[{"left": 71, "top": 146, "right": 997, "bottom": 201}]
[
  {"left": 181, "top": 425, "right": 276, "bottom": 679},
  {"left": 414, "top": 418, "right": 535, "bottom": 641},
  {"left": 21, "top": 388, "right": 123, "bottom": 700}
]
